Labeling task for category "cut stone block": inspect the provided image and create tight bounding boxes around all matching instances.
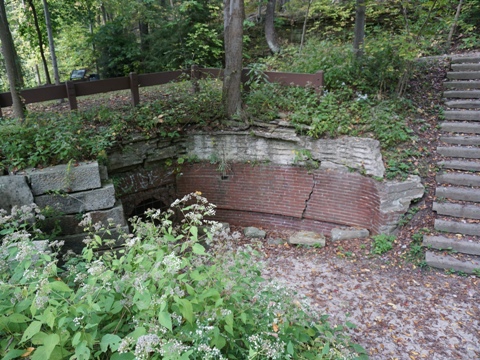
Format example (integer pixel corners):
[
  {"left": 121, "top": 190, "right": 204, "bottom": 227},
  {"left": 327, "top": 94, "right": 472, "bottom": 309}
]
[
  {"left": 60, "top": 225, "right": 129, "bottom": 254},
  {"left": 438, "top": 160, "right": 480, "bottom": 172},
  {"left": 0, "top": 175, "right": 34, "bottom": 212},
  {"left": 440, "top": 136, "right": 480, "bottom": 145},
  {"left": 451, "top": 64, "right": 480, "bottom": 72},
  {"left": 27, "top": 162, "right": 101, "bottom": 196},
  {"left": 35, "top": 184, "right": 116, "bottom": 214},
  {"left": 244, "top": 226, "right": 266, "bottom": 238},
  {"left": 145, "top": 145, "right": 178, "bottom": 164},
  {"left": 423, "top": 235, "right": 480, "bottom": 256},
  {"left": 435, "top": 219, "right": 480, "bottom": 236},
  {"left": 440, "top": 122, "right": 480, "bottom": 134},
  {"left": 445, "top": 100, "right": 480, "bottom": 109},
  {"left": 331, "top": 227, "right": 369, "bottom": 241},
  {"left": 444, "top": 81, "right": 480, "bottom": 90},
  {"left": 437, "top": 146, "right": 480, "bottom": 159},
  {"left": 433, "top": 202, "right": 480, "bottom": 219},
  {"left": 443, "top": 90, "right": 480, "bottom": 99},
  {"left": 425, "top": 251, "right": 480, "bottom": 274},
  {"left": 451, "top": 56, "right": 480, "bottom": 64},
  {"left": 436, "top": 186, "right": 480, "bottom": 202},
  {"left": 107, "top": 140, "right": 157, "bottom": 172},
  {"left": 288, "top": 231, "right": 326, "bottom": 247},
  {"left": 40, "top": 201, "right": 127, "bottom": 235},
  {"left": 444, "top": 110, "right": 480, "bottom": 121},
  {"left": 447, "top": 72, "right": 480, "bottom": 80},
  {"left": 436, "top": 172, "right": 480, "bottom": 186}
]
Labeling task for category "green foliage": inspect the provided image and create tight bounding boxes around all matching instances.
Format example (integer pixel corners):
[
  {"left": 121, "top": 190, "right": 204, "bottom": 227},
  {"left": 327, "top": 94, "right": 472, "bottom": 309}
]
[
  {"left": 407, "top": 228, "right": 429, "bottom": 265},
  {"left": 371, "top": 234, "right": 396, "bottom": 255},
  {"left": 94, "top": 19, "right": 141, "bottom": 78},
  {"left": 0, "top": 194, "right": 368, "bottom": 359},
  {"left": 0, "top": 113, "right": 116, "bottom": 172},
  {"left": 397, "top": 206, "right": 420, "bottom": 227}
]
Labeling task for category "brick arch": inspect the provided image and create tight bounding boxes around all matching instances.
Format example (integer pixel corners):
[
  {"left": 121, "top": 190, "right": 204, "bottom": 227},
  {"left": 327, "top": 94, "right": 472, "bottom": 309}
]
[{"left": 176, "top": 163, "right": 381, "bottom": 234}]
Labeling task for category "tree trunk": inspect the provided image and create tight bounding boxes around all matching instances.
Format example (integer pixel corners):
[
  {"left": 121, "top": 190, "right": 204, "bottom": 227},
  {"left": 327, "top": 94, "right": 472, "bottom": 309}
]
[
  {"left": 42, "top": 0, "right": 60, "bottom": 85},
  {"left": 299, "top": 0, "right": 312, "bottom": 51},
  {"left": 265, "top": 0, "right": 281, "bottom": 53},
  {"left": 0, "top": 0, "right": 25, "bottom": 120},
  {"left": 223, "top": 0, "right": 244, "bottom": 118},
  {"left": 447, "top": 0, "right": 463, "bottom": 45},
  {"left": 27, "top": 0, "right": 51, "bottom": 84},
  {"left": 353, "top": 0, "right": 366, "bottom": 59}
]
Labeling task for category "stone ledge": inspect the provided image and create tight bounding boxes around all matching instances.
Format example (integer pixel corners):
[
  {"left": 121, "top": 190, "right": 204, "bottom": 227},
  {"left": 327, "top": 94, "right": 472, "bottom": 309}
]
[
  {"left": 0, "top": 175, "right": 34, "bottom": 212},
  {"left": 26, "top": 161, "right": 101, "bottom": 196},
  {"left": 60, "top": 225, "right": 129, "bottom": 254},
  {"left": 35, "top": 184, "right": 116, "bottom": 214},
  {"left": 41, "top": 201, "right": 127, "bottom": 235}
]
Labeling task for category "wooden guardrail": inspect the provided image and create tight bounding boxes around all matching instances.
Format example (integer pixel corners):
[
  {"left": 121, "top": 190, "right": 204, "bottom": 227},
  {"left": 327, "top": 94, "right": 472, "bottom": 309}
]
[{"left": 0, "top": 67, "right": 324, "bottom": 117}]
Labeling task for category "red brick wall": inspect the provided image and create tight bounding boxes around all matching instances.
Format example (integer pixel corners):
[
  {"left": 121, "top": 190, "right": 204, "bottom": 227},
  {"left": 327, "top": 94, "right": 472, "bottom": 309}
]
[{"left": 176, "top": 163, "right": 381, "bottom": 234}]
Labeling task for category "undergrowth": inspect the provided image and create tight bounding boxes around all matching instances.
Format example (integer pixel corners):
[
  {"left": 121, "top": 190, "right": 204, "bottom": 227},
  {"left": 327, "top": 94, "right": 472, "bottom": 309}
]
[
  {"left": 0, "top": 194, "right": 368, "bottom": 359},
  {"left": 0, "top": 38, "right": 427, "bottom": 180}
]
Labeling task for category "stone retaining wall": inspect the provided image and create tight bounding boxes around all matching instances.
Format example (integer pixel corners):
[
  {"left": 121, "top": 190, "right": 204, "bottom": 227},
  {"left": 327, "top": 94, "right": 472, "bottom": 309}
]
[
  {"left": 0, "top": 161, "right": 127, "bottom": 253},
  {"left": 1, "top": 127, "right": 425, "bottom": 253}
]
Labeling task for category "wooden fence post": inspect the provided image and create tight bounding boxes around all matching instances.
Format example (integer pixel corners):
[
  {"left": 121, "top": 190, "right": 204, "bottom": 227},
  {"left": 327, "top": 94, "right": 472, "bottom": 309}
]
[
  {"left": 315, "top": 70, "right": 324, "bottom": 94},
  {"left": 191, "top": 65, "right": 200, "bottom": 93},
  {"left": 65, "top": 81, "right": 78, "bottom": 110},
  {"left": 129, "top": 72, "right": 140, "bottom": 107}
]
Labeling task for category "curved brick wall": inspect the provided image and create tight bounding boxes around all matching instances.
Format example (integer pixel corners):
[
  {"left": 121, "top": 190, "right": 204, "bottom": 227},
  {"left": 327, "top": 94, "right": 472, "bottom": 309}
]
[{"left": 176, "top": 163, "right": 383, "bottom": 234}]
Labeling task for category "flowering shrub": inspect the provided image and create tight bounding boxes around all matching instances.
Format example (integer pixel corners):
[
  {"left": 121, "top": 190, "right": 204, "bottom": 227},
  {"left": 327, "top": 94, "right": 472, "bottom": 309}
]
[{"left": 0, "top": 194, "right": 368, "bottom": 359}]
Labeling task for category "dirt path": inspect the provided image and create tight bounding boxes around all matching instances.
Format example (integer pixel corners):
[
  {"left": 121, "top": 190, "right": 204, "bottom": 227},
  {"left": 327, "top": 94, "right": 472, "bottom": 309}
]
[{"left": 259, "top": 242, "right": 480, "bottom": 360}]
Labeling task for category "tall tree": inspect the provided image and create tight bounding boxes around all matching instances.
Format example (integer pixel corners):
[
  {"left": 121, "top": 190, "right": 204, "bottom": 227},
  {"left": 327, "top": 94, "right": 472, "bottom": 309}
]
[
  {"left": 26, "top": 0, "right": 51, "bottom": 84},
  {"left": 265, "top": 0, "right": 281, "bottom": 53},
  {"left": 0, "top": 0, "right": 25, "bottom": 119},
  {"left": 353, "top": 0, "right": 366, "bottom": 58},
  {"left": 223, "top": 0, "right": 244, "bottom": 118},
  {"left": 42, "top": 0, "right": 60, "bottom": 84}
]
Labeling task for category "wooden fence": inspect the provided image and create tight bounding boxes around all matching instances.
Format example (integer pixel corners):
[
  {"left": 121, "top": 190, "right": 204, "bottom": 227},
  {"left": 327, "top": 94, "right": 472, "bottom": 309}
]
[{"left": 0, "top": 67, "right": 323, "bottom": 117}]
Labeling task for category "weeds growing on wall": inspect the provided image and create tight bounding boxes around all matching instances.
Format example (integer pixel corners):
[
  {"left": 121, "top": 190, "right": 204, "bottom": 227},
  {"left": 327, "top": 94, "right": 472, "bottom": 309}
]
[{"left": 0, "top": 193, "right": 368, "bottom": 359}]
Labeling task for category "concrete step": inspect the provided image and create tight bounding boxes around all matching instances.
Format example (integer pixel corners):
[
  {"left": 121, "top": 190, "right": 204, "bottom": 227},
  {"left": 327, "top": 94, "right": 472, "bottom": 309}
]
[
  {"left": 451, "top": 56, "right": 480, "bottom": 64},
  {"left": 444, "top": 81, "right": 480, "bottom": 90},
  {"left": 447, "top": 72, "right": 480, "bottom": 80},
  {"left": 425, "top": 251, "right": 480, "bottom": 274},
  {"left": 436, "top": 172, "right": 480, "bottom": 186},
  {"left": 443, "top": 90, "right": 480, "bottom": 99},
  {"left": 439, "top": 160, "right": 480, "bottom": 171},
  {"left": 440, "top": 122, "right": 480, "bottom": 134},
  {"left": 444, "top": 110, "right": 480, "bottom": 121},
  {"left": 440, "top": 135, "right": 480, "bottom": 145},
  {"left": 435, "top": 219, "right": 480, "bottom": 236},
  {"left": 444, "top": 100, "right": 480, "bottom": 109},
  {"left": 433, "top": 202, "right": 480, "bottom": 219},
  {"left": 451, "top": 63, "right": 480, "bottom": 72},
  {"left": 436, "top": 186, "right": 480, "bottom": 202},
  {"left": 424, "top": 235, "right": 480, "bottom": 256},
  {"left": 437, "top": 146, "right": 480, "bottom": 159}
]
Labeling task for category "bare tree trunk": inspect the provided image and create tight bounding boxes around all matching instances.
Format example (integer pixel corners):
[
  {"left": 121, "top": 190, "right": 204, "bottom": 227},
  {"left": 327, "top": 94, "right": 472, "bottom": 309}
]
[
  {"left": 27, "top": 0, "right": 51, "bottom": 84},
  {"left": 42, "top": 0, "right": 60, "bottom": 85},
  {"left": 223, "top": 0, "right": 244, "bottom": 118},
  {"left": 0, "top": 0, "right": 25, "bottom": 120},
  {"left": 265, "top": 0, "right": 281, "bottom": 53},
  {"left": 448, "top": 0, "right": 463, "bottom": 45},
  {"left": 353, "top": 0, "right": 366, "bottom": 59},
  {"left": 35, "top": 64, "right": 41, "bottom": 85},
  {"left": 299, "top": 0, "right": 312, "bottom": 51}
]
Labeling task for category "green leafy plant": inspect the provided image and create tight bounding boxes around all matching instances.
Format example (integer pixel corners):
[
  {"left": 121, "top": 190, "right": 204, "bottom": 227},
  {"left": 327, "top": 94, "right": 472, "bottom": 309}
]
[
  {"left": 0, "top": 194, "right": 368, "bottom": 359},
  {"left": 371, "top": 234, "right": 396, "bottom": 255}
]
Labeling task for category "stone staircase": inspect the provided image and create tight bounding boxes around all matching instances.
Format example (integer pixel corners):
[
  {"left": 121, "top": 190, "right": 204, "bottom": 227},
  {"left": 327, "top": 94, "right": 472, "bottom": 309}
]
[{"left": 423, "top": 54, "right": 480, "bottom": 274}]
